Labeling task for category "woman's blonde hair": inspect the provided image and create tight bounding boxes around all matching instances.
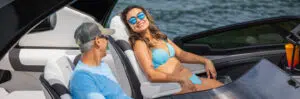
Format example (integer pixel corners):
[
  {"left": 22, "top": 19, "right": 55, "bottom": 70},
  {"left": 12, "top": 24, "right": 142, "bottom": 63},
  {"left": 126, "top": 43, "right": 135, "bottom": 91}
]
[{"left": 121, "top": 5, "right": 167, "bottom": 47}]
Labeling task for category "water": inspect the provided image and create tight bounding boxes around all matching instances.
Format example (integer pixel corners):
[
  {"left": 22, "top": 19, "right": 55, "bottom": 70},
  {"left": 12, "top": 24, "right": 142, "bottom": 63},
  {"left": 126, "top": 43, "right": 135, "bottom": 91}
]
[{"left": 110, "top": 0, "right": 300, "bottom": 39}]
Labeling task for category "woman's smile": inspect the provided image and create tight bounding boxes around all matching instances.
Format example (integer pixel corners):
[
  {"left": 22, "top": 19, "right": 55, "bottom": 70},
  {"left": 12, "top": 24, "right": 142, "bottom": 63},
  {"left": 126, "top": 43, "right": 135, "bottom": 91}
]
[{"left": 136, "top": 20, "right": 145, "bottom": 28}]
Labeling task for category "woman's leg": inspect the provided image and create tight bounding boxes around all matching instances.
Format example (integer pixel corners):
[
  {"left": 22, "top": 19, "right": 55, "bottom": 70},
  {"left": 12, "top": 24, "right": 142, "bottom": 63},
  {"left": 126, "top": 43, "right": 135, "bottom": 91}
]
[
  {"left": 176, "top": 86, "right": 194, "bottom": 94},
  {"left": 176, "top": 77, "right": 223, "bottom": 94},
  {"left": 195, "top": 77, "right": 223, "bottom": 91}
]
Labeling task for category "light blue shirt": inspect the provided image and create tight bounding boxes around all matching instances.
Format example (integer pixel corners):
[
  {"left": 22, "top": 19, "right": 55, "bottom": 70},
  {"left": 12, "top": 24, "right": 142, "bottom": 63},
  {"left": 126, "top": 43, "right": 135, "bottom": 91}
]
[{"left": 70, "top": 60, "right": 131, "bottom": 99}]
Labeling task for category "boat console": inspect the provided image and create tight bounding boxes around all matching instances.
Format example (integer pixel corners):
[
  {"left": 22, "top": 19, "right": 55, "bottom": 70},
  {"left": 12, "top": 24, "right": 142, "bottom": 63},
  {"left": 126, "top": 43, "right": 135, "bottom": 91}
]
[
  {"left": 158, "top": 59, "right": 300, "bottom": 99},
  {"left": 158, "top": 24, "right": 300, "bottom": 99}
]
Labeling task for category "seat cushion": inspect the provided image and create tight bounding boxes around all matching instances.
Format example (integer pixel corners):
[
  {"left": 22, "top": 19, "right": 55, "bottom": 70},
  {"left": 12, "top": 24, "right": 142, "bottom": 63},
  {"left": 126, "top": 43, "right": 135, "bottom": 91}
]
[
  {"left": 0, "top": 87, "right": 45, "bottom": 99},
  {"left": 5, "top": 90, "right": 45, "bottom": 99}
]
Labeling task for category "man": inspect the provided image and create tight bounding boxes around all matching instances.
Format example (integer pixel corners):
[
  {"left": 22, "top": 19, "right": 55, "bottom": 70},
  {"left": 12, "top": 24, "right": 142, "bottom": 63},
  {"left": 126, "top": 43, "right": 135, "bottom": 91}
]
[{"left": 70, "top": 22, "right": 131, "bottom": 99}]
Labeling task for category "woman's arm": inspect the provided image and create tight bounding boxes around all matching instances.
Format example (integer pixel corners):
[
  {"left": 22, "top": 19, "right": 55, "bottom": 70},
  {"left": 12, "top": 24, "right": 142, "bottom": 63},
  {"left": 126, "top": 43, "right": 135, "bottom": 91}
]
[
  {"left": 167, "top": 39, "right": 209, "bottom": 64},
  {"left": 167, "top": 39, "right": 217, "bottom": 79},
  {"left": 133, "top": 40, "right": 182, "bottom": 82}
]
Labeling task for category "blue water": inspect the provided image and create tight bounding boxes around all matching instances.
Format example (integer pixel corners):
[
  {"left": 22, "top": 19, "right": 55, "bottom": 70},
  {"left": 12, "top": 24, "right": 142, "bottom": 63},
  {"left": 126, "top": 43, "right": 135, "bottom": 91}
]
[{"left": 110, "top": 0, "right": 300, "bottom": 39}]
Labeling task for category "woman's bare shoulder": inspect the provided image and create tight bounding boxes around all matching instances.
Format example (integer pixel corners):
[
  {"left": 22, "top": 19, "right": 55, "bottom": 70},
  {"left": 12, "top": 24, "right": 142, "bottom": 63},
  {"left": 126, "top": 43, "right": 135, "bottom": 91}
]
[
  {"left": 133, "top": 40, "right": 148, "bottom": 50},
  {"left": 134, "top": 40, "right": 147, "bottom": 47}
]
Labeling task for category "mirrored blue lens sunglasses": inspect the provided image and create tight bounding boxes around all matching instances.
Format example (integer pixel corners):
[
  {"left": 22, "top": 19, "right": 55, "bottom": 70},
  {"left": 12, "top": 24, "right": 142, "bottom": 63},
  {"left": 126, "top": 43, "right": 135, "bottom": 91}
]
[{"left": 128, "top": 12, "right": 146, "bottom": 25}]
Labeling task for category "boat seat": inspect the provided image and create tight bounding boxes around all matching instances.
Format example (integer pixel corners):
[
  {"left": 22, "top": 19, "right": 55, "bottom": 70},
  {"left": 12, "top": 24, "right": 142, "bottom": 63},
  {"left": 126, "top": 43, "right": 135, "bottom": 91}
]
[
  {"left": 110, "top": 15, "right": 181, "bottom": 98},
  {"left": 34, "top": 6, "right": 131, "bottom": 98},
  {"left": 41, "top": 52, "right": 132, "bottom": 99},
  {"left": 41, "top": 56, "right": 73, "bottom": 99}
]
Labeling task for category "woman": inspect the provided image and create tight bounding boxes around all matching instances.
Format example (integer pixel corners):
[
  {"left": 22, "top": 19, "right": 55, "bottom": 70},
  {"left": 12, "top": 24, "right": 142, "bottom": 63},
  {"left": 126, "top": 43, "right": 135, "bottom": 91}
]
[{"left": 121, "top": 5, "right": 223, "bottom": 94}]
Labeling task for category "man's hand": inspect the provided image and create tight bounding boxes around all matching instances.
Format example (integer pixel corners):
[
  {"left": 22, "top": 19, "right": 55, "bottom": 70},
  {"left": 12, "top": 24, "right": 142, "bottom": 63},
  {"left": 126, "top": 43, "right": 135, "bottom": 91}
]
[{"left": 205, "top": 59, "right": 217, "bottom": 79}]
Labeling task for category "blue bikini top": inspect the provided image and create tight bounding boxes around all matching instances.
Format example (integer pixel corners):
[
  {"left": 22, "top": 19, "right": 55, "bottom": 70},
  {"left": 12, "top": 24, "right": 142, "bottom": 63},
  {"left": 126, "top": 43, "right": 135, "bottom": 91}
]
[{"left": 151, "top": 42, "right": 175, "bottom": 69}]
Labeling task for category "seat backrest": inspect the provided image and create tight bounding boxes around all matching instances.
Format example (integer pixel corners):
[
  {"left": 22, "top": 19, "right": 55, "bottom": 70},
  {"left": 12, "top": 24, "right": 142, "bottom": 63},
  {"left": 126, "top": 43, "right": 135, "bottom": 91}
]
[
  {"left": 110, "top": 16, "right": 148, "bottom": 82},
  {"left": 42, "top": 56, "right": 74, "bottom": 99},
  {"left": 73, "top": 54, "right": 81, "bottom": 66},
  {"left": 110, "top": 15, "right": 181, "bottom": 98}
]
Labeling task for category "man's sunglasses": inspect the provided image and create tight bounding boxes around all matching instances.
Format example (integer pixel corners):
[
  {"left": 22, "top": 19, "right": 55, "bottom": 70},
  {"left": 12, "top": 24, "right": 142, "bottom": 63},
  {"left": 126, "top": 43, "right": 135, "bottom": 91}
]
[
  {"left": 128, "top": 12, "right": 146, "bottom": 25},
  {"left": 98, "top": 35, "right": 108, "bottom": 40}
]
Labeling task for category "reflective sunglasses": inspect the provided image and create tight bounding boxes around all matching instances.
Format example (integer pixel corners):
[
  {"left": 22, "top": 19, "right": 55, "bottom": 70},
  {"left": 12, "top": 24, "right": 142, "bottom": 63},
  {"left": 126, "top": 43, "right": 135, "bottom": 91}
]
[
  {"left": 128, "top": 12, "right": 146, "bottom": 25},
  {"left": 98, "top": 35, "right": 108, "bottom": 40},
  {"left": 93, "top": 35, "right": 108, "bottom": 40}
]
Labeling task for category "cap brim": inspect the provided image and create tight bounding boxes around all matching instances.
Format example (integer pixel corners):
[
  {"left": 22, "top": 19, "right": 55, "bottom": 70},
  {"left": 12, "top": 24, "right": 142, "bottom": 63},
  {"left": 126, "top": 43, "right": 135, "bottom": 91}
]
[
  {"left": 95, "top": 22, "right": 115, "bottom": 36},
  {"left": 101, "top": 28, "right": 115, "bottom": 36}
]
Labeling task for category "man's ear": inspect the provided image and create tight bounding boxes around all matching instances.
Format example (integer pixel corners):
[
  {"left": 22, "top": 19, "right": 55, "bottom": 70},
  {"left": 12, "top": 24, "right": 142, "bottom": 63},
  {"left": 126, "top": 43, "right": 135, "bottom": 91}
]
[{"left": 94, "top": 37, "right": 101, "bottom": 48}]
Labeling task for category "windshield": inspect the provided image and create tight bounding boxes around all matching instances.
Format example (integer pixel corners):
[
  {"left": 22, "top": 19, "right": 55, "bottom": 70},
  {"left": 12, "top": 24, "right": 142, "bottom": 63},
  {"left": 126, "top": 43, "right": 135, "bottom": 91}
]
[{"left": 110, "top": 0, "right": 300, "bottom": 39}]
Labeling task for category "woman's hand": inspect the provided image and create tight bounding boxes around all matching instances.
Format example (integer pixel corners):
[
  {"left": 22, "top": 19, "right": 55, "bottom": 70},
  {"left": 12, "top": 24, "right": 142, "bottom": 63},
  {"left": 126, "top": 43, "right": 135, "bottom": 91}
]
[{"left": 205, "top": 59, "right": 217, "bottom": 79}]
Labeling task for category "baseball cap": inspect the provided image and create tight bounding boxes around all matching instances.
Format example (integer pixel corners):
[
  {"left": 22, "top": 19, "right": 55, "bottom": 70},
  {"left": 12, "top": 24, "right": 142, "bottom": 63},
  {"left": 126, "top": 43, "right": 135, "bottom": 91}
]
[{"left": 74, "top": 22, "right": 115, "bottom": 46}]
